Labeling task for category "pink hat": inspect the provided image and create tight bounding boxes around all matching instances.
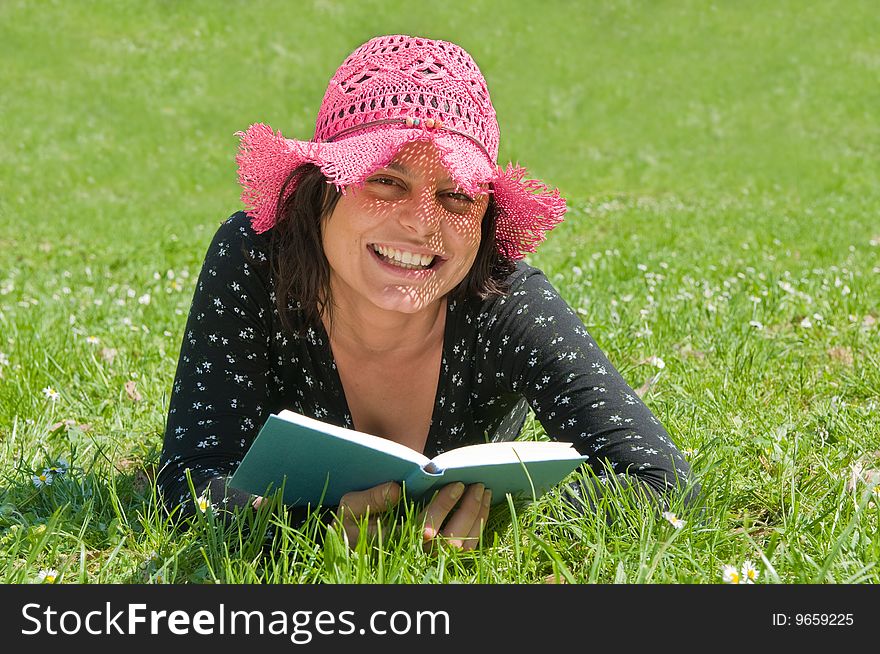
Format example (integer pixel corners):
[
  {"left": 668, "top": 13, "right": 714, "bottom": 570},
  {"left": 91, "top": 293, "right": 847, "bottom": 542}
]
[{"left": 235, "top": 34, "right": 567, "bottom": 260}]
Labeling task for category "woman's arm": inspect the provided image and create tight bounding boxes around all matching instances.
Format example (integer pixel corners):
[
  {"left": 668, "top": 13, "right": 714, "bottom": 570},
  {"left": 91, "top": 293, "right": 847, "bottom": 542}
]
[
  {"left": 158, "top": 212, "right": 276, "bottom": 517},
  {"left": 485, "top": 265, "right": 700, "bottom": 512}
]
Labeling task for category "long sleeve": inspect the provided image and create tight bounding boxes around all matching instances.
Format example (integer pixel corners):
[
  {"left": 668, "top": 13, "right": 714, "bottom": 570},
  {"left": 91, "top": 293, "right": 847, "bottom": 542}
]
[
  {"left": 483, "top": 264, "right": 698, "bottom": 510},
  {"left": 158, "top": 213, "right": 276, "bottom": 515}
]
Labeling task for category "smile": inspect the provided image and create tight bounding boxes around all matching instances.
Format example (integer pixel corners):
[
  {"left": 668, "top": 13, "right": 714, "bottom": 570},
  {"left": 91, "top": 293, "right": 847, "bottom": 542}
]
[{"left": 369, "top": 244, "right": 441, "bottom": 270}]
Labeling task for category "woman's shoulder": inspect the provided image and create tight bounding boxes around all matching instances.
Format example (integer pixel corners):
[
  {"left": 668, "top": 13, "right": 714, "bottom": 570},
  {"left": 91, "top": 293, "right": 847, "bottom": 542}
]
[
  {"left": 493, "top": 259, "right": 557, "bottom": 302},
  {"left": 211, "top": 210, "right": 269, "bottom": 246},
  {"left": 456, "top": 260, "right": 558, "bottom": 320},
  {"left": 204, "top": 211, "right": 272, "bottom": 265},
  {"left": 505, "top": 259, "right": 550, "bottom": 289}
]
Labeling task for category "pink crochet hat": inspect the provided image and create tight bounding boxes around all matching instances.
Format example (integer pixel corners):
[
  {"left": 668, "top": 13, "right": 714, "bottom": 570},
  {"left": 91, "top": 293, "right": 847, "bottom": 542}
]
[{"left": 235, "top": 34, "right": 567, "bottom": 260}]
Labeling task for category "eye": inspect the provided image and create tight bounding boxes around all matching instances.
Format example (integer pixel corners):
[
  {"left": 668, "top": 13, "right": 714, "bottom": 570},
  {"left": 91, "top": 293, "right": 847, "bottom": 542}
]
[
  {"left": 367, "top": 175, "right": 402, "bottom": 187},
  {"left": 445, "top": 191, "right": 474, "bottom": 203},
  {"left": 439, "top": 191, "right": 478, "bottom": 217},
  {"left": 365, "top": 175, "right": 408, "bottom": 200}
]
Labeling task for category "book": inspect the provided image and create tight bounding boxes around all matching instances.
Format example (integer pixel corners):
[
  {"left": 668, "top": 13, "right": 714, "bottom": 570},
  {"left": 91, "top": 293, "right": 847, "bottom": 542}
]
[{"left": 228, "top": 409, "right": 589, "bottom": 507}]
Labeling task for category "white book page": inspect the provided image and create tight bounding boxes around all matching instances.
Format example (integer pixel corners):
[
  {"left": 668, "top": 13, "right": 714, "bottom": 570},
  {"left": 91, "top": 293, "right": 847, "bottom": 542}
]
[
  {"left": 431, "top": 440, "right": 583, "bottom": 471},
  {"left": 276, "top": 409, "right": 430, "bottom": 467}
]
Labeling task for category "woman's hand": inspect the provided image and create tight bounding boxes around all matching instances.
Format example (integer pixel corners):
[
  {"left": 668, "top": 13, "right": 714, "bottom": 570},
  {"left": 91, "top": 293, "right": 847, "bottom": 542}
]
[
  {"left": 332, "top": 481, "right": 402, "bottom": 547},
  {"left": 419, "top": 482, "right": 491, "bottom": 552}
]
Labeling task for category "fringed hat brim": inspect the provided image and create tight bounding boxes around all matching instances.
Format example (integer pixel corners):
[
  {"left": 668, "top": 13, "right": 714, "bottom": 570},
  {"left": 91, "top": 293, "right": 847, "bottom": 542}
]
[{"left": 235, "top": 122, "right": 566, "bottom": 260}]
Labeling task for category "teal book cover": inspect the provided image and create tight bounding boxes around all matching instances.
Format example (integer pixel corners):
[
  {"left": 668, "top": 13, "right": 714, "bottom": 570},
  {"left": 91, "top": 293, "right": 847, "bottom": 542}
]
[{"left": 228, "top": 410, "right": 589, "bottom": 507}]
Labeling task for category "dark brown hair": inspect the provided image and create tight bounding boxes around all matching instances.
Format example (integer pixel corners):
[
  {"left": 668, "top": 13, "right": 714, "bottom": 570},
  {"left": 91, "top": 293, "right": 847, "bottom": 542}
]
[{"left": 268, "top": 164, "right": 516, "bottom": 336}]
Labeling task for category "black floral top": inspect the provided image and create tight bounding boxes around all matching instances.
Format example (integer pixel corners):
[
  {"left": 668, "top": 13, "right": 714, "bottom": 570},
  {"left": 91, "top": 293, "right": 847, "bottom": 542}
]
[{"left": 158, "top": 211, "right": 694, "bottom": 514}]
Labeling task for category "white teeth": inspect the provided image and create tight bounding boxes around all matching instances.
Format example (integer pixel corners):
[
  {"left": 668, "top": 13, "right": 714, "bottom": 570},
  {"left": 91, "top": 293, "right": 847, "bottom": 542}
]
[{"left": 372, "top": 245, "right": 436, "bottom": 268}]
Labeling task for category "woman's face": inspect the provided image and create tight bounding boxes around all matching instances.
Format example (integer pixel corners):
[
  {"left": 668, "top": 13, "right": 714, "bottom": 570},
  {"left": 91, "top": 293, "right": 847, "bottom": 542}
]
[{"left": 321, "top": 140, "right": 490, "bottom": 316}]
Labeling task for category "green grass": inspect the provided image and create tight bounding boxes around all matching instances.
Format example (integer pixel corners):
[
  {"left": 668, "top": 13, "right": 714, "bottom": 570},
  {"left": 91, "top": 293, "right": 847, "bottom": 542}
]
[{"left": 1, "top": 0, "right": 878, "bottom": 584}]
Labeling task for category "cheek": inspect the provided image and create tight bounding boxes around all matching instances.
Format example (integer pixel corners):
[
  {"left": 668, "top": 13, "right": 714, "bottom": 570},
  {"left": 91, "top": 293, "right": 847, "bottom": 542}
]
[
  {"left": 321, "top": 219, "right": 353, "bottom": 268},
  {"left": 322, "top": 202, "right": 364, "bottom": 254},
  {"left": 447, "top": 206, "right": 487, "bottom": 252}
]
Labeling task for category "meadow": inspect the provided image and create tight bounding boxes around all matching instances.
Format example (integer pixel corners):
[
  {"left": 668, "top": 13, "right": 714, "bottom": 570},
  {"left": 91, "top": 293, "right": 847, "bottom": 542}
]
[{"left": 0, "top": 0, "right": 878, "bottom": 585}]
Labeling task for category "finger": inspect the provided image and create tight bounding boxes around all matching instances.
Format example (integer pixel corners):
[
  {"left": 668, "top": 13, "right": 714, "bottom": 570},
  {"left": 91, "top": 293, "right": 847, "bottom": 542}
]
[
  {"left": 338, "top": 481, "right": 401, "bottom": 521},
  {"left": 419, "top": 482, "right": 465, "bottom": 540},
  {"left": 439, "top": 484, "right": 485, "bottom": 548},
  {"left": 341, "top": 521, "right": 359, "bottom": 547},
  {"left": 336, "top": 513, "right": 382, "bottom": 549},
  {"left": 461, "top": 489, "right": 491, "bottom": 551},
  {"left": 365, "top": 515, "right": 384, "bottom": 540}
]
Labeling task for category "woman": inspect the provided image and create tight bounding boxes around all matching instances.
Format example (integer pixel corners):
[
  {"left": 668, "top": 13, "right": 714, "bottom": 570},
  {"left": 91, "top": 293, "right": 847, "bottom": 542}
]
[{"left": 159, "top": 34, "right": 697, "bottom": 550}]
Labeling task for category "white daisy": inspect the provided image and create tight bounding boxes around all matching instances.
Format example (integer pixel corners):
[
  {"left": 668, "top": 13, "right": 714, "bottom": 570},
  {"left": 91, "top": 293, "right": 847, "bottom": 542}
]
[
  {"left": 648, "top": 356, "right": 665, "bottom": 369},
  {"left": 741, "top": 560, "right": 759, "bottom": 584},
  {"left": 662, "top": 511, "right": 685, "bottom": 529},
  {"left": 86, "top": 335, "right": 100, "bottom": 345},
  {"left": 196, "top": 495, "right": 214, "bottom": 513},
  {"left": 37, "top": 568, "right": 59, "bottom": 584},
  {"left": 41, "top": 386, "right": 60, "bottom": 402},
  {"left": 32, "top": 472, "right": 54, "bottom": 488},
  {"left": 45, "top": 459, "right": 68, "bottom": 476},
  {"left": 722, "top": 564, "right": 741, "bottom": 584}
]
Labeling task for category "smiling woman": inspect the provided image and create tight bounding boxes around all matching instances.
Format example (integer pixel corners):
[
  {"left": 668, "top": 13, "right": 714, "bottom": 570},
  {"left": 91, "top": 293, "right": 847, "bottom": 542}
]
[{"left": 158, "top": 34, "right": 698, "bottom": 552}]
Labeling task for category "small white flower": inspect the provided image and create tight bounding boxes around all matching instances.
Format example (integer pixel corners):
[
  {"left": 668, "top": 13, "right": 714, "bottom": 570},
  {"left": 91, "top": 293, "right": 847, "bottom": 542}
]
[
  {"left": 138, "top": 293, "right": 151, "bottom": 305},
  {"left": 37, "top": 568, "right": 59, "bottom": 584},
  {"left": 868, "top": 485, "right": 880, "bottom": 507},
  {"left": 749, "top": 320, "right": 763, "bottom": 330},
  {"left": 196, "top": 495, "right": 213, "bottom": 513},
  {"left": 42, "top": 386, "right": 60, "bottom": 402},
  {"left": 86, "top": 335, "right": 100, "bottom": 345},
  {"left": 0, "top": 352, "right": 8, "bottom": 366},
  {"left": 45, "top": 459, "right": 68, "bottom": 476},
  {"left": 662, "top": 511, "right": 685, "bottom": 529},
  {"left": 32, "top": 472, "right": 54, "bottom": 488},
  {"left": 800, "top": 317, "right": 812, "bottom": 328},
  {"left": 722, "top": 564, "right": 741, "bottom": 584},
  {"left": 741, "top": 560, "right": 759, "bottom": 583}
]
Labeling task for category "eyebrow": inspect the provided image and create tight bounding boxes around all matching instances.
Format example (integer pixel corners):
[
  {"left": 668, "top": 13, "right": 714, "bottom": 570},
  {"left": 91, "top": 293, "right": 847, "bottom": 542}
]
[{"left": 382, "top": 160, "right": 454, "bottom": 185}]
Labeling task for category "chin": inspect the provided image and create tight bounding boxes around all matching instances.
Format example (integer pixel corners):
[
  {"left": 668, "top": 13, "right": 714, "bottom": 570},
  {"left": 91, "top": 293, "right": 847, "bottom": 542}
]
[{"left": 372, "top": 286, "right": 446, "bottom": 314}]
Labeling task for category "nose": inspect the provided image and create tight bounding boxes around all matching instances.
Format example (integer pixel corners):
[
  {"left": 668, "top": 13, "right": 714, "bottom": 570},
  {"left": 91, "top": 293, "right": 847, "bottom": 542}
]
[{"left": 397, "top": 187, "right": 442, "bottom": 238}]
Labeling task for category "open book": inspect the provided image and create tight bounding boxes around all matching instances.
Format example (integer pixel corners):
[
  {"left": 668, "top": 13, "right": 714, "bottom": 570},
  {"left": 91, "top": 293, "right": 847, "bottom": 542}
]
[{"left": 228, "top": 409, "right": 589, "bottom": 507}]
